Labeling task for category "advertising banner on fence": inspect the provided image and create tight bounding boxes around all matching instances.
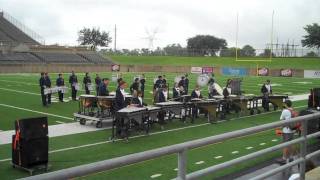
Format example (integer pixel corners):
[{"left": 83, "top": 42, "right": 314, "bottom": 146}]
[
  {"left": 280, "top": 69, "right": 293, "bottom": 77},
  {"left": 191, "top": 67, "right": 203, "bottom": 74},
  {"left": 111, "top": 64, "right": 120, "bottom": 71},
  {"left": 304, "top": 70, "right": 320, "bottom": 78},
  {"left": 221, "top": 67, "right": 248, "bottom": 76},
  {"left": 258, "top": 67, "right": 269, "bottom": 76},
  {"left": 202, "top": 67, "right": 214, "bottom": 74}
]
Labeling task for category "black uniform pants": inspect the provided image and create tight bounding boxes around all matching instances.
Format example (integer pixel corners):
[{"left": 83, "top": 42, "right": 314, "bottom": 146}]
[
  {"left": 85, "top": 86, "right": 90, "bottom": 94},
  {"left": 40, "top": 88, "right": 47, "bottom": 106},
  {"left": 47, "top": 93, "right": 51, "bottom": 104},
  {"left": 262, "top": 95, "right": 270, "bottom": 111},
  {"left": 58, "top": 91, "right": 63, "bottom": 102},
  {"left": 71, "top": 86, "right": 77, "bottom": 100}
]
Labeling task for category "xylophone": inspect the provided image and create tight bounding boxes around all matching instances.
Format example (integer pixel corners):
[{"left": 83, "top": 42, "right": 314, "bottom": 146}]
[{"left": 155, "top": 101, "right": 184, "bottom": 119}]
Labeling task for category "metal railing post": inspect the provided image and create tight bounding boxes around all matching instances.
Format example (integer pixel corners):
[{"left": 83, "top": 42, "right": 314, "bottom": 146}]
[
  {"left": 177, "top": 149, "right": 187, "bottom": 180},
  {"left": 299, "top": 120, "right": 308, "bottom": 180}
]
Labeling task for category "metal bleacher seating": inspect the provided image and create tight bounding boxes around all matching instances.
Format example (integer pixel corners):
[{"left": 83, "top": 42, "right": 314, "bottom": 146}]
[
  {"left": 32, "top": 52, "right": 90, "bottom": 64},
  {"left": 0, "top": 52, "right": 41, "bottom": 64},
  {"left": 0, "top": 15, "right": 40, "bottom": 45},
  {"left": 77, "top": 52, "right": 113, "bottom": 64}
]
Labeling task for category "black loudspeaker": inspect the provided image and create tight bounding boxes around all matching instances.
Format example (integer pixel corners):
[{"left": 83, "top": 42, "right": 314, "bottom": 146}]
[
  {"left": 12, "top": 136, "right": 49, "bottom": 168},
  {"left": 15, "top": 116, "right": 48, "bottom": 140},
  {"left": 12, "top": 116, "right": 49, "bottom": 168}
]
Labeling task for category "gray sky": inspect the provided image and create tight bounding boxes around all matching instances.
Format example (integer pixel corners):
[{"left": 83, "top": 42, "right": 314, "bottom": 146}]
[{"left": 0, "top": 0, "right": 319, "bottom": 50}]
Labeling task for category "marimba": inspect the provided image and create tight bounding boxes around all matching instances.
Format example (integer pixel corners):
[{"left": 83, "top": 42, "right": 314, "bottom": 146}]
[
  {"left": 155, "top": 101, "right": 184, "bottom": 119},
  {"left": 113, "top": 107, "right": 148, "bottom": 140},
  {"left": 191, "top": 98, "right": 220, "bottom": 123}
]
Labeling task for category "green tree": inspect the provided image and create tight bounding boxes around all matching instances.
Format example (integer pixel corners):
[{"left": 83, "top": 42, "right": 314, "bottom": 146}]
[
  {"left": 187, "top": 35, "right": 227, "bottom": 56},
  {"left": 163, "top": 43, "right": 185, "bottom": 56},
  {"left": 240, "top": 45, "right": 256, "bottom": 57},
  {"left": 301, "top": 23, "right": 320, "bottom": 49},
  {"left": 305, "top": 51, "right": 318, "bottom": 57},
  {"left": 77, "top": 27, "right": 112, "bottom": 50},
  {"left": 220, "top": 47, "right": 240, "bottom": 57}
]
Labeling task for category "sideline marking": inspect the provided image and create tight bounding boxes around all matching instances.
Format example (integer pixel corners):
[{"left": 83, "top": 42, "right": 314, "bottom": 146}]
[
  {"left": 214, "top": 156, "right": 223, "bottom": 159},
  {"left": 271, "top": 139, "right": 278, "bottom": 142},
  {"left": 195, "top": 161, "right": 205, "bottom": 165},
  {"left": 174, "top": 168, "right": 178, "bottom": 171},
  {"left": 246, "top": 146, "right": 253, "bottom": 150},
  {"left": 0, "top": 103, "right": 73, "bottom": 120},
  {"left": 150, "top": 174, "right": 162, "bottom": 178}
]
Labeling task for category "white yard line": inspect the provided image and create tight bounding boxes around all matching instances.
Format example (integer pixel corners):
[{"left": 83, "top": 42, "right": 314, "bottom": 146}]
[
  {"left": 0, "top": 103, "right": 73, "bottom": 120},
  {"left": 0, "top": 87, "right": 40, "bottom": 96}
]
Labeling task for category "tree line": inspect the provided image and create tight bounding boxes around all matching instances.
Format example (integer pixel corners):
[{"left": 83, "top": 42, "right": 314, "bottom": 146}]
[{"left": 78, "top": 23, "right": 320, "bottom": 57}]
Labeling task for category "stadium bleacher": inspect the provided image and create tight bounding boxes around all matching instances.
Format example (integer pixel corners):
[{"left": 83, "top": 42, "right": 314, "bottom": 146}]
[
  {"left": 77, "top": 52, "right": 113, "bottom": 64},
  {"left": 0, "top": 14, "right": 40, "bottom": 45},
  {"left": 0, "top": 52, "right": 41, "bottom": 64},
  {"left": 0, "top": 11, "right": 114, "bottom": 65}
]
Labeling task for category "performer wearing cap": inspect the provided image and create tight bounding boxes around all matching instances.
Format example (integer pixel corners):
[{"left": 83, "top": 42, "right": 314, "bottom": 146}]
[
  {"left": 69, "top": 71, "right": 78, "bottom": 101},
  {"left": 130, "top": 78, "right": 140, "bottom": 95},
  {"left": 44, "top": 72, "right": 52, "bottom": 105},
  {"left": 98, "top": 78, "right": 110, "bottom": 96},
  {"left": 83, "top": 72, "right": 92, "bottom": 95},
  {"left": 56, "top": 73, "right": 65, "bottom": 102},
  {"left": 39, "top": 72, "right": 47, "bottom": 106},
  {"left": 95, "top": 74, "right": 101, "bottom": 95},
  {"left": 261, "top": 79, "right": 272, "bottom": 111}
]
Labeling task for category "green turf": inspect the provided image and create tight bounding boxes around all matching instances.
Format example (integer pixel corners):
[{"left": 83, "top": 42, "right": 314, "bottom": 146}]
[
  {"left": 0, "top": 71, "right": 317, "bottom": 179},
  {"left": 109, "top": 56, "right": 320, "bottom": 69},
  {"left": 0, "top": 101, "right": 308, "bottom": 179}
]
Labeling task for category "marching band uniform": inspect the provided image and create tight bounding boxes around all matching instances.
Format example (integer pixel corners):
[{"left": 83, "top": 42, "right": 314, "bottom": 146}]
[
  {"left": 185, "top": 75, "right": 189, "bottom": 95},
  {"left": 83, "top": 73, "right": 91, "bottom": 95},
  {"left": 261, "top": 80, "right": 273, "bottom": 111},
  {"left": 155, "top": 77, "right": 164, "bottom": 89},
  {"left": 140, "top": 76, "right": 145, "bottom": 98},
  {"left": 191, "top": 88, "right": 203, "bottom": 120},
  {"left": 44, "top": 73, "right": 51, "bottom": 104},
  {"left": 115, "top": 86, "right": 127, "bottom": 111},
  {"left": 98, "top": 81, "right": 109, "bottom": 96},
  {"left": 157, "top": 88, "right": 167, "bottom": 128},
  {"left": 130, "top": 78, "right": 139, "bottom": 95},
  {"left": 39, "top": 73, "right": 47, "bottom": 106},
  {"left": 208, "top": 79, "right": 218, "bottom": 98},
  {"left": 131, "top": 96, "right": 147, "bottom": 107},
  {"left": 115, "top": 82, "right": 128, "bottom": 138},
  {"left": 172, "top": 86, "right": 180, "bottom": 99},
  {"left": 56, "top": 74, "right": 64, "bottom": 102},
  {"left": 178, "top": 77, "right": 187, "bottom": 95},
  {"left": 69, "top": 72, "right": 78, "bottom": 101},
  {"left": 95, "top": 74, "right": 101, "bottom": 95}
]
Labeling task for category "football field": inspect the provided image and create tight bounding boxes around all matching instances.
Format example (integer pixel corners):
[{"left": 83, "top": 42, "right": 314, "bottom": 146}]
[{"left": 0, "top": 71, "right": 319, "bottom": 179}]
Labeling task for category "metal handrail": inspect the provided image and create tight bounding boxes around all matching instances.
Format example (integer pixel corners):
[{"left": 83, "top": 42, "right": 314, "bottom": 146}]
[{"left": 21, "top": 112, "right": 320, "bottom": 180}]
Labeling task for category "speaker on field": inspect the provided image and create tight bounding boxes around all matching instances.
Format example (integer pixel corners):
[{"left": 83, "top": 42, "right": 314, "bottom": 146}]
[
  {"left": 12, "top": 116, "right": 49, "bottom": 169},
  {"left": 12, "top": 136, "right": 48, "bottom": 168},
  {"left": 15, "top": 116, "right": 48, "bottom": 140}
]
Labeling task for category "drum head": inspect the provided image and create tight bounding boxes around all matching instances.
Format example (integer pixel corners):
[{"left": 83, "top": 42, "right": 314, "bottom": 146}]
[{"left": 197, "top": 74, "right": 209, "bottom": 87}]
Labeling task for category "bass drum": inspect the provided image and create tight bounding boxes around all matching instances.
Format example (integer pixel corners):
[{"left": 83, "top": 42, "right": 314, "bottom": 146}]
[{"left": 197, "top": 74, "right": 210, "bottom": 87}]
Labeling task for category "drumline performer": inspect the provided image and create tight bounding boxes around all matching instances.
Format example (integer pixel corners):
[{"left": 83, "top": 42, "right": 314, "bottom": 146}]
[
  {"left": 44, "top": 72, "right": 52, "bottom": 105},
  {"left": 69, "top": 71, "right": 78, "bottom": 101},
  {"left": 39, "top": 72, "right": 47, "bottom": 106},
  {"left": 191, "top": 85, "right": 203, "bottom": 119},
  {"left": 83, "top": 72, "right": 92, "bottom": 95},
  {"left": 56, "top": 73, "right": 65, "bottom": 102},
  {"left": 95, "top": 74, "right": 101, "bottom": 95},
  {"left": 115, "top": 81, "right": 128, "bottom": 138},
  {"left": 139, "top": 74, "right": 146, "bottom": 98},
  {"left": 261, "top": 79, "right": 272, "bottom": 111},
  {"left": 130, "top": 78, "right": 139, "bottom": 95},
  {"left": 98, "top": 78, "right": 110, "bottom": 96}
]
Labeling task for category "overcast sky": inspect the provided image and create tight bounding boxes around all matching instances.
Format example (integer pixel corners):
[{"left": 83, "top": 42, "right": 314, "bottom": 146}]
[{"left": 0, "top": 0, "right": 319, "bottom": 50}]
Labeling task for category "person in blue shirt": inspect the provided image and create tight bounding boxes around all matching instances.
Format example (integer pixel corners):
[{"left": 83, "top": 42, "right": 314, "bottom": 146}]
[
  {"left": 39, "top": 72, "right": 47, "bottom": 106},
  {"left": 44, "top": 72, "right": 51, "bottom": 105},
  {"left": 56, "top": 73, "right": 65, "bottom": 102},
  {"left": 98, "top": 78, "right": 110, "bottom": 96}
]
